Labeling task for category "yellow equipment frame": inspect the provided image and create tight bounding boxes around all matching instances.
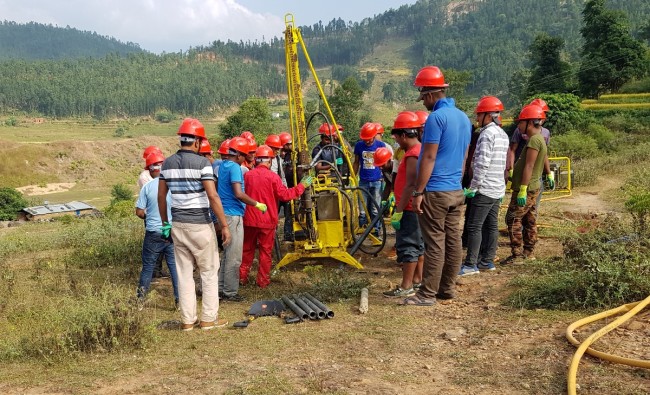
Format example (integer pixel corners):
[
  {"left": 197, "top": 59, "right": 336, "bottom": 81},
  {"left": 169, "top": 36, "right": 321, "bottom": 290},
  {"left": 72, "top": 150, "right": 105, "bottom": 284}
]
[{"left": 277, "top": 14, "right": 379, "bottom": 270}]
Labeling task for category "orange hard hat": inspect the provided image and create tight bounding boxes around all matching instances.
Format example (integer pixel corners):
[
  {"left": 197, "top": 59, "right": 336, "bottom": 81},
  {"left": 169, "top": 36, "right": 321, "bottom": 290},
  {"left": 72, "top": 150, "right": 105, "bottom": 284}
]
[
  {"left": 218, "top": 139, "right": 231, "bottom": 155},
  {"left": 392, "top": 111, "right": 421, "bottom": 130},
  {"left": 142, "top": 145, "right": 162, "bottom": 160},
  {"left": 144, "top": 152, "right": 165, "bottom": 169},
  {"left": 240, "top": 131, "right": 255, "bottom": 141},
  {"left": 475, "top": 96, "right": 505, "bottom": 114},
  {"left": 529, "top": 98, "right": 550, "bottom": 112},
  {"left": 518, "top": 104, "right": 547, "bottom": 121},
  {"left": 279, "top": 132, "right": 292, "bottom": 145},
  {"left": 255, "top": 145, "right": 275, "bottom": 158},
  {"left": 199, "top": 139, "right": 213, "bottom": 155},
  {"left": 265, "top": 134, "right": 283, "bottom": 149},
  {"left": 415, "top": 111, "right": 429, "bottom": 127},
  {"left": 373, "top": 147, "right": 392, "bottom": 167},
  {"left": 228, "top": 137, "right": 249, "bottom": 154},
  {"left": 359, "top": 122, "right": 379, "bottom": 140},
  {"left": 374, "top": 123, "right": 385, "bottom": 135},
  {"left": 177, "top": 118, "right": 206, "bottom": 139},
  {"left": 414, "top": 66, "right": 448, "bottom": 88}
]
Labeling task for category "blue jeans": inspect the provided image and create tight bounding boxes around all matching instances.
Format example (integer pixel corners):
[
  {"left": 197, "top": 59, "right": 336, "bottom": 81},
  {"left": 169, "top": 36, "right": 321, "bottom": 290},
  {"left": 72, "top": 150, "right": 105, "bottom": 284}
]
[
  {"left": 138, "top": 230, "right": 179, "bottom": 301},
  {"left": 358, "top": 179, "right": 382, "bottom": 231}
]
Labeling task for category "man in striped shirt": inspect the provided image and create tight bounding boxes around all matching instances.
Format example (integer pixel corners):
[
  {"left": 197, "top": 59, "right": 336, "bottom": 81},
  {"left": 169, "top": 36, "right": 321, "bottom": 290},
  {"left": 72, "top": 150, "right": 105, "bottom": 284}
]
[
  {"left": 158, "top": 118, "right": 231, "bottom": 331},
  {"left": 459, "top": 96, "right": 509, "bottom": 276}
]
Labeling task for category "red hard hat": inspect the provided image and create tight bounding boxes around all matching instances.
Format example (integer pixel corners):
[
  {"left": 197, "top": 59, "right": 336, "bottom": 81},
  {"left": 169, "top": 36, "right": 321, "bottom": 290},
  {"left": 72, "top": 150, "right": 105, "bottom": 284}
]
[
  {"left": 279, "top": 132, "right": 292, "bottom": 145},
  {"left": 475, "top": 96, "right": 505, "bottom": 114},
  {"left": 529, "top": 98, "right": 550, "bottom": 112},
  {"left": 142, "top": 145, "right": 162, "bottom": 160},
  {"left": 373, "top": 147, "right": 392, "bottom": 167},
  {"left": 177, "top": 118, "right": 206, "bottom": 139},
  {"left": 144, "top": 152, "right": 165, "bottom": 169},
  {"left": 414, "top": 66, "right": 449, "bottom": 88},
  {"left": 198, "top": 139, "right": 212, "bottom": 155},
  {"left": 218, "top": 139, "right": 231, "bottom": 155},
  {"left": 415, "top": 111, "right": 429, "bottom": 127},
  {"left": 392, "top": 111, "right": 421, "bottom": 130},
  {"left": 265, "top": 134, "right": 283, "bottom": 149},
  {"left": 374, "top": 123, "right": 385, "bottom": 135},
  {"left": 518, "top": 104, "right": 547, "bottom": 121},
  {"left": 359, "top": 122, "right": 378, "bottom": 140},
  {"left": 318, "top": 123, "right": 343, "bottom": 136},
  {"left": 240, "top": 131, "right": 255, "bottom": 141},
  {"left": 228, "top": 137, "right": 249, "bottom": 154},
  {"left": 255, "top": 145, "right": 275, "bottom": 158},
  {"left": 246, "top": 138, "right": 258, "bottom": 153}
]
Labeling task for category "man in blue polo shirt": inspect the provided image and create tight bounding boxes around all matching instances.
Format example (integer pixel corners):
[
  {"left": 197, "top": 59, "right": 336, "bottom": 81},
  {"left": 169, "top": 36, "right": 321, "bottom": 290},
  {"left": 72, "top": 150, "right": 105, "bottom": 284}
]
[
  {"left": 400, "top": 66, "right": 471, "bottom": 306},
  {"left": 353, "top": 122, "right": 386, "bottom": 232}
]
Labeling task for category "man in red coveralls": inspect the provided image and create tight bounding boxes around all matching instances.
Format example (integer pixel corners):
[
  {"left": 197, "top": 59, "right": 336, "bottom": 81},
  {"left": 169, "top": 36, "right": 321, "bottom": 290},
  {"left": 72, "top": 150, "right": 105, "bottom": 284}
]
[{"left": 240, "top": 145, "right": 313, "bottom": 287}]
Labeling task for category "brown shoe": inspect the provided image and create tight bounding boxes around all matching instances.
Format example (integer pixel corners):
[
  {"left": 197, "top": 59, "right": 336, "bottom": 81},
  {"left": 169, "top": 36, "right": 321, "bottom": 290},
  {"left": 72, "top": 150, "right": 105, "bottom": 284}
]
[
  {"left": 181, "top": 321, "right": 198, "bottom": 331},
  {"left": 200, "top": 318, "right": 229, "bottom": 330}
]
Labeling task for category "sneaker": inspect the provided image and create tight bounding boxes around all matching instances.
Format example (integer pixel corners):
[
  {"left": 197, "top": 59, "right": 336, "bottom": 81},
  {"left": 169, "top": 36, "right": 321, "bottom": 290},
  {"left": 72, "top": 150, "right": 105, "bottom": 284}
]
[
  {"left": 412, "top": 282, "right": 422, "bottom": 290},
  {"left": 136, "top": 296, "right": 145, "bottom": 311},
  {"left": 523, "top": 251, "right": 536, "bottom": 261},
  {"left": 200, "top": 319, "right": 228, "bottom": 330},
  {"left": 383, "top": 286, "right": 416, "bottom": 298},
  {"left": 458, "top": 265, "right": 479, "bottom": 276},
  {"left": 181, "top": 321, "right": 199, "bottom": 331},
  {"left": 502, "top": 255, "right": 525, "bottom": 265},
  {"left": 477, "top": 262, "right": 496, "bottom": 271},
  {"left": 221, "top": 294, "right": 245, "bottom": 302},
  {"left": 385, "top": 247, "right": 397, "bottom": 260}
]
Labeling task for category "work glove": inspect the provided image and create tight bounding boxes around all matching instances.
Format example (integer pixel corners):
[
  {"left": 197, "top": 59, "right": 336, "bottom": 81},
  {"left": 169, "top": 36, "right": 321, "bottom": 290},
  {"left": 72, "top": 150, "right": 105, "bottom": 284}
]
[
  {"left": 161, "top": 221, "right": 172, "bottom": 240},
  {"left": 300, "top": 175, "right": 313, "bottom": 188},
  {"left": 391, "top": 211, "right": 403, "bottom": 230},
  {"left": 463, "top": 188, "right": 476, "bottom": 198},
  {"left": 335, "top": 157, "right": 343, "bottom": 165},
  {"left": 508, "top": 169, "right": 513, "bottom": 181},
  {"left": 381, "top": 200, "right": 387, "bottom": 208},
  {"left": 517, "top": 185, "right": 528, "bottom": 207},
  {"left": 254, "top": 202, "right": 267, "bottom": 213},
  {"left": 388, "top": 193, "right": 395, "bottom": 207},
  {"left": 547, "top": 172, "right": 555, "bottom": 190}
]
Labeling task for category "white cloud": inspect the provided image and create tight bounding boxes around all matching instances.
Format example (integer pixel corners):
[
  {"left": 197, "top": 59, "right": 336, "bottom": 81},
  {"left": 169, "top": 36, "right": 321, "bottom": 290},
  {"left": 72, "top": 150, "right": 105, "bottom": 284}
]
[{"left": 0, "top": 0, "right": 284, "bottom": 53}]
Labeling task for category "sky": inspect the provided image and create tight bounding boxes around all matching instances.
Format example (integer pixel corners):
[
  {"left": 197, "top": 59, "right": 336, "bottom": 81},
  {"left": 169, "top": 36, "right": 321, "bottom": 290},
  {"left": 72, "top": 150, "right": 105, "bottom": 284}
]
[{"left": 0, "top": 0, "right": 416, "bottom": 53}]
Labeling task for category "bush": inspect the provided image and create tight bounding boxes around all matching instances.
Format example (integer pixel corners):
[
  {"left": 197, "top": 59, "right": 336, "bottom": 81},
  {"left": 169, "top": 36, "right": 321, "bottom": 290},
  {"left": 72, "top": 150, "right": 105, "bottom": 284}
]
[
  {"left": 584, "top": 123, "right": 616, "bottom": 151},
  {"left": 113, "top": 126, "right": 126, "bottom": 137},
  {"left": 154, "top": 110, "right": 175, "bottom": 123},
  {"left": 550, "top": 131, "right": 599, "bottom": 160},
  {"left": 506, "top": 215, "right": 650, "bottom": 310},
  {"left": 529, "top": 93, "right": 589, "bottom": 135},
  {"left": 110, "top": 183, "right": 133, "bottom": 204},
  {"left": 0, "top": 187, "right": 28, "bottom": 220},
  {"left": 4, "top": 117, "right": 17, "bottom": 126},
  {"left": 620, "top": 77, "right": 650, "bottom": 94}
]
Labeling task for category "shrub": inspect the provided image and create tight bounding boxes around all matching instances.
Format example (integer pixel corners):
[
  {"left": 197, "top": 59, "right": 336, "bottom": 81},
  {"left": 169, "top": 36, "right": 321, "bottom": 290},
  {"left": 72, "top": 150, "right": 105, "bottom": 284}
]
[
  {"left": 506, "top": 215, "right": 650, "bottom": 310},
  {"left": 0, "top": 187, "right": 28, "bottom": 220},
  {"left": 154, "top": 110, "right": 175, "bottom": 123},
  {"left": 104, "top": 199, "right": 134, "bottom": 219},
  {"left": 528, "top": 93, "right": 589, "bottom": 135},
  {"left": 4, "top": 117, "right": 17, "bottom": 126},
  {"left": 550, "top": 131, "right": 598, "bottom": 160},
  {"left": 620, "top": 77, "right": 650, "bottom": 94},
  {"left": 110, "top": 183, "right": 133, "bottom": 204},
  {"left": 113, "top": 126, "right": 126, "bottom": 137},
  {"left": 584, "top": 123, "right": 616, "bottom": 151}
]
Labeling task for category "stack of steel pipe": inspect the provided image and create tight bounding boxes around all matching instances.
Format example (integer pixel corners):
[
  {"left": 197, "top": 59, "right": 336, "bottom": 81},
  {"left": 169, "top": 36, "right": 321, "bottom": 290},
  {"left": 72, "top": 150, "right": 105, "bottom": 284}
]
[{"left": 281, "top": 293, "right": 334, "bottom": 321}]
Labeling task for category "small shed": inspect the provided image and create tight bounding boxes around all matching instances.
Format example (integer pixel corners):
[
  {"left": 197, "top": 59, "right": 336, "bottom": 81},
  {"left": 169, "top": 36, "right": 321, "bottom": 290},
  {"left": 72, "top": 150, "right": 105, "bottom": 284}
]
[{"left": 20, "top": 201, "right": 97, "bottom": 221}]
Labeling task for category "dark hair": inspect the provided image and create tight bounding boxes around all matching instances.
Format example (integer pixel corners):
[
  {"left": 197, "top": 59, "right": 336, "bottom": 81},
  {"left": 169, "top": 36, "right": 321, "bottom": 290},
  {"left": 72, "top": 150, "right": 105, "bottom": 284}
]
[
  {"left": 180, "top": 140, "right": 195, "bottom": 147},
  {"left": 391, "top": 128, "right": 418, "bottom": 137}
]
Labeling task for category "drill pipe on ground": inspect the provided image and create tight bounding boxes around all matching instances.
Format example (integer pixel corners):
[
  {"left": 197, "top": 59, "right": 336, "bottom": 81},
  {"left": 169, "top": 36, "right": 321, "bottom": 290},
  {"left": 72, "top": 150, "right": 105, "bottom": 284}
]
[
  {"left": 281, "top": 296, "right": 308, "bottom": 321},
  {"left": 292, "top": 294, "right": 317, "bottom": 320},
  {"left": 297, "top": 294, "right": 325, "bottom": 319},
  {"left": 305, "top": 293, "right": 335, "bottom": 319}
]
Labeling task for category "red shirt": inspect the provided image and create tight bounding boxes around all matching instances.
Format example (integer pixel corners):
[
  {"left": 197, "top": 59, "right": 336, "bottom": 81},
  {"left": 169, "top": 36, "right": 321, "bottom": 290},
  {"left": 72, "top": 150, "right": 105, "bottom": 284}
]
[
  {"left": 243, "top": 166, "right": 305, "bottom": 229},
  {"left": 394, "top": 143, "right": 421, "bottom": 212}
]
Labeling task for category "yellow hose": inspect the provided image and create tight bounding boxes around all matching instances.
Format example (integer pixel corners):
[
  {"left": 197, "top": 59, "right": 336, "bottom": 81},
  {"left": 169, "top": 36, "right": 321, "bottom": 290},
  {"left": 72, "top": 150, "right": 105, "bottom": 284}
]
[{"left": 566, "top": 295, "right": 650, "bottom": 394}]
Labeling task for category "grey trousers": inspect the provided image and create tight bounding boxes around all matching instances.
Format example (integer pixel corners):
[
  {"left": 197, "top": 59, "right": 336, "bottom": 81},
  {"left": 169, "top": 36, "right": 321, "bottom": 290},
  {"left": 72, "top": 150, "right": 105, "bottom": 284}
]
[
  {"left": 219, "top": 215, "right": 243, "bottom": 297},
  {"left": 463, "top": 193, "right": 500, "bottom": 266}
]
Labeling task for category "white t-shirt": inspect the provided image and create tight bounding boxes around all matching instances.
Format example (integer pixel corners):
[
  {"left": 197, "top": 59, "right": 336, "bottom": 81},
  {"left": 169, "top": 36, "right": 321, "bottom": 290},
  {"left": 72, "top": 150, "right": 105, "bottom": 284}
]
[{"left": 137, "top": 170, "right": 153, "bottom": 189}]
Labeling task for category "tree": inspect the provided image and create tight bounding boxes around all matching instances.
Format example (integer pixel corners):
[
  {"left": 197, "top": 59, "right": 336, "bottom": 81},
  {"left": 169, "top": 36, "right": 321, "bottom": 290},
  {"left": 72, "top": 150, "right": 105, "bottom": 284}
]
[
  {"left": 526, "top": 33, "right": 572, "bottom": 96},
  {"left": 578, "top": 0, "right": 648, "bottom": 97},
  {"left": 219, "top": 97, "right": 273, "bottom": 140},
  {"left": 0, "top": 187, "right": 28, "bottom": 220},
  {"left": 328, "top": 77, "right": 364, "bottom": 139}
]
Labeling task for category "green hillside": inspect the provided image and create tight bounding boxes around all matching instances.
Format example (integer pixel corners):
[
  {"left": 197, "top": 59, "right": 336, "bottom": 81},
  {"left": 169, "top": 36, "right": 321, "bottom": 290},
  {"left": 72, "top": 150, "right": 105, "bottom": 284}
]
[{"left": 0, "top": 21, "right": 144, "bottom": 60}]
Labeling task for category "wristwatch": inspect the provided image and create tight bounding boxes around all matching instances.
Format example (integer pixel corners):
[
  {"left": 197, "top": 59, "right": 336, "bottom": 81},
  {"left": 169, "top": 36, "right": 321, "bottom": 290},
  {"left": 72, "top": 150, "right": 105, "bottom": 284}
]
[{"left": 412, "top": 190, "right": 424, "bottom": 197}]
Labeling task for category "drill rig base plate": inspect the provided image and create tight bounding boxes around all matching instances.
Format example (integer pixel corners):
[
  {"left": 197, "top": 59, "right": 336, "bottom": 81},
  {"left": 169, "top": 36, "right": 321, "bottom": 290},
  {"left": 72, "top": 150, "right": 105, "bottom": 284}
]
[{"left": 276, "top": 250, "right": 364, "bottom": 270}]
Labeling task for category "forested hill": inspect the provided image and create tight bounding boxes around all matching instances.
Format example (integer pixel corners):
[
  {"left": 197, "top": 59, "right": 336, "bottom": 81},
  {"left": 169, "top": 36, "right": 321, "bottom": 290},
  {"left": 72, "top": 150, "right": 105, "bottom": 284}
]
[
  {"left": 0, "top": 21, "right": 144, "bottom": 60},
  {"left": 203, "top": 0, "right": 650, "bottom": 95}
]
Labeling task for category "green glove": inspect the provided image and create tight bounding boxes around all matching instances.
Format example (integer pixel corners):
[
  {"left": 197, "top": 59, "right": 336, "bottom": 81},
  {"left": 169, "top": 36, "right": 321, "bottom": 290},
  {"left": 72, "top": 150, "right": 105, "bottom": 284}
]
[
  {"left": 161, "top": 221, "right": 172, "bottom": 239},
  {"left": 463, "top": 188, "right": 476, "bottom": 198},
  {"left": 517, "top": 185, "right": 528, "bottom": 207},
  {"left": 388, "top": 193, "right": 395, "bottom": 207},
  {"left": 255, "top": 202, "right": 268, "bottom": 213},
  {"left": 381, "top": 200, "right": 387, "bottom": 208},
  {"left": 547, "top": 172, "right": 555, "bottom": 190},
  {"left": 300, "top": 175, "right": 313, "bottom": 188},
  {"left": 391, "top": 211, "right": 403, "bottom": 230},
  {"left": 335, "top": 157, "right": 343, "bottom": 165},
  {"left": 508, "top": 169, "right": 513, "bottom": 181}
]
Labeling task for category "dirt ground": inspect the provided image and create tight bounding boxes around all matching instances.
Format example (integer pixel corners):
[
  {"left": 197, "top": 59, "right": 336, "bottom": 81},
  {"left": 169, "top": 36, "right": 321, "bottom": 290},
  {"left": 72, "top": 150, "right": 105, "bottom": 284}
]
[
  {"left": 16, "top": 182, "right": 76, "bottom": 196},
  {"left": 1, "top": 184, "right": 648, "bottom": 394}
]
